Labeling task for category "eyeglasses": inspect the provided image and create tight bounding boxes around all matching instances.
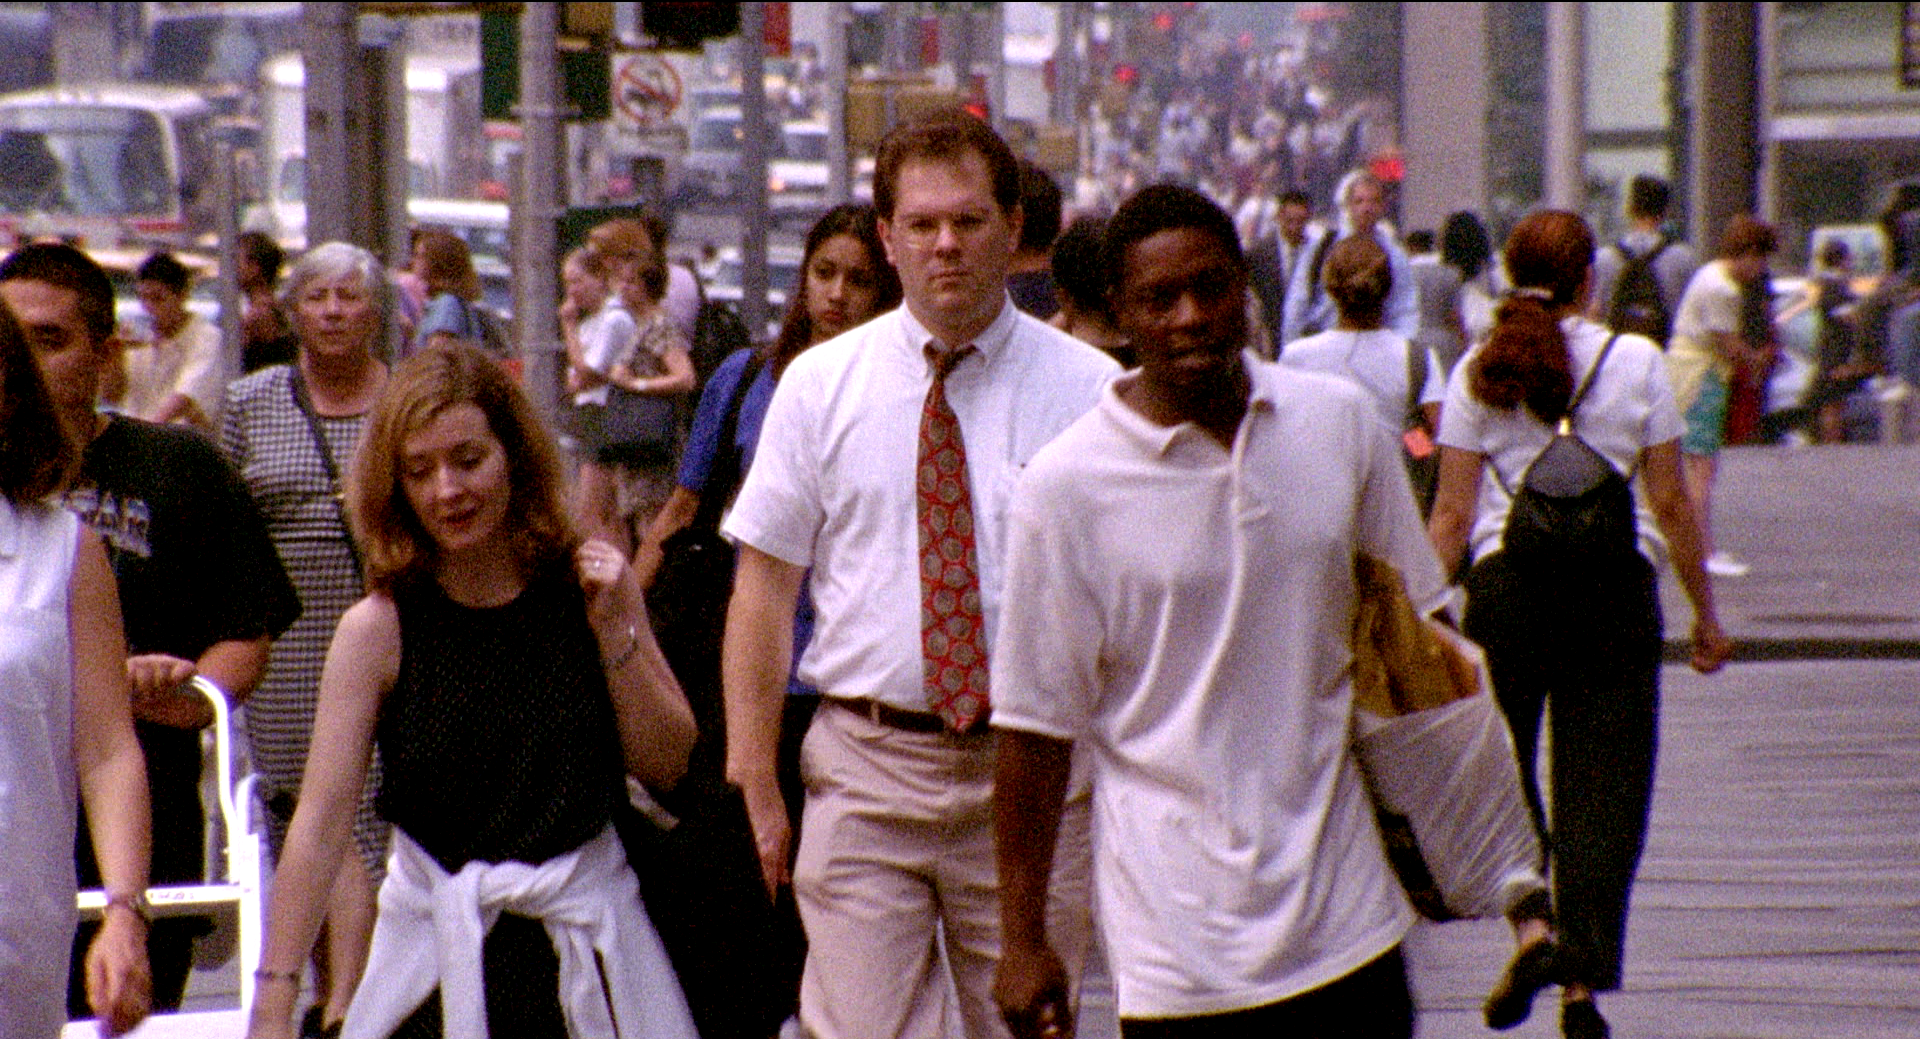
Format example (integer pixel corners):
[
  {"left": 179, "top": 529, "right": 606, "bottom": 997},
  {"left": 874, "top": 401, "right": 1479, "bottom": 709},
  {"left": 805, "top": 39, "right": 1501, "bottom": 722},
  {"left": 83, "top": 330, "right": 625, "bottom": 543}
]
[{"left": 890, "top": 211, "right": 996, "bottom": 251}]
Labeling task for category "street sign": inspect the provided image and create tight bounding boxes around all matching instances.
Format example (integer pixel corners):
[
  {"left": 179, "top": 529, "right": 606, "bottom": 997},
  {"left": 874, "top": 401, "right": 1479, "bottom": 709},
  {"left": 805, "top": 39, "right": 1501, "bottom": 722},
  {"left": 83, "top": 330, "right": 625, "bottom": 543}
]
[{"left": 613, "top": 52, "right": 684, "bottom": 132}]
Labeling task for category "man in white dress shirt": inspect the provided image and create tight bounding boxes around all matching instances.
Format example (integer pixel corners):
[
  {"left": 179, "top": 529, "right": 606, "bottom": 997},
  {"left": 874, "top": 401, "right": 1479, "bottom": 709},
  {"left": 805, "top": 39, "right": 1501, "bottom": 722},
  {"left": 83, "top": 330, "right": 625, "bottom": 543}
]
[{"left": 721, "top": 111, "right": 1116, "bottom": 1039}]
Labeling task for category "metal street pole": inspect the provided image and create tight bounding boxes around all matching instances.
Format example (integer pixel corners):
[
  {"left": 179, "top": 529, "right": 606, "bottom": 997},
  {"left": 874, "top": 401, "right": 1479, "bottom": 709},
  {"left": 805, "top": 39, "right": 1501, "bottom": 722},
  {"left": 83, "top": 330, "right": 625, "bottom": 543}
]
[
  {"left": 825, "top": 1, "right": 850, "bottom": 205},
  {"left": 1544, "top": 1, "right": 1586, "bottom": 211},
  {"left": 303, "top": 3, "right": 355, "bottom": 248},
  {"left": 518, "top": 1, "right": 566, "bottom": 425},
  {"left": 741, "top": 2, "right": 771, "bottom": 341}
]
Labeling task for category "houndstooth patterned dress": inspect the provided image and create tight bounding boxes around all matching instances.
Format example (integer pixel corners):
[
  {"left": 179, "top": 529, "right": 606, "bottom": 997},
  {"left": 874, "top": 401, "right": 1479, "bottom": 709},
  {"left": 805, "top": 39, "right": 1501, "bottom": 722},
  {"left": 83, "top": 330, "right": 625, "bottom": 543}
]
[{"left": 222, "top": 364, "right": 389, "bottom": 878}]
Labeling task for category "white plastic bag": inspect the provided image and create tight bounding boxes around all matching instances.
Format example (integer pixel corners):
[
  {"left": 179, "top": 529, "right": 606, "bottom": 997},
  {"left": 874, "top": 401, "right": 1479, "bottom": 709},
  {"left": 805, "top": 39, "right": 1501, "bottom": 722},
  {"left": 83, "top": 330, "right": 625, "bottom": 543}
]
[{"left": 1354, "top": 667, "right": 1544, "bottom": 920}]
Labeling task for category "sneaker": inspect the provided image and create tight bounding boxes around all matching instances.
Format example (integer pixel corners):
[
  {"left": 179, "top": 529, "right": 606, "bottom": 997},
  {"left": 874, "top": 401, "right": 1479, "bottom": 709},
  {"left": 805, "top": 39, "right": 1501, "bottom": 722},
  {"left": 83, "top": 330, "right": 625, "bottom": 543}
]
[{"left": 1705, "top": 551, "right": 1750, "bottom": 578}]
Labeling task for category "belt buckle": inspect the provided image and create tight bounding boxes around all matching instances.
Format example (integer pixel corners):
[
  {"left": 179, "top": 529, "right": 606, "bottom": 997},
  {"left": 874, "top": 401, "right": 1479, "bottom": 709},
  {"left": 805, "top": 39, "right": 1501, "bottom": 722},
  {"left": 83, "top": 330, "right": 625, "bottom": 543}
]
[{"left": 865, "top": 699, "right": 887, "bottom": 727}]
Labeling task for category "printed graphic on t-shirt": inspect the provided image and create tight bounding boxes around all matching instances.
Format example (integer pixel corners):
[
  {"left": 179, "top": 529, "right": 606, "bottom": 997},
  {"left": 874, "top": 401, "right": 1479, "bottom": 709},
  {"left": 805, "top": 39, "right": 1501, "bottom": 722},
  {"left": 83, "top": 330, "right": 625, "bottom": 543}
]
[{"left": 64, "top": 484, "right": 153, "bottom": 559}]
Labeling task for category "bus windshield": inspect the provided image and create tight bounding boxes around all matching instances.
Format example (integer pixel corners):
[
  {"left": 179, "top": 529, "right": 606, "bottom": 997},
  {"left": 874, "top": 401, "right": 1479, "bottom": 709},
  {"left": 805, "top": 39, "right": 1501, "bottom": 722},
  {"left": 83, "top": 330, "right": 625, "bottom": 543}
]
[{"left": 0, "top": 105, "right": 173, "bottom": 217}]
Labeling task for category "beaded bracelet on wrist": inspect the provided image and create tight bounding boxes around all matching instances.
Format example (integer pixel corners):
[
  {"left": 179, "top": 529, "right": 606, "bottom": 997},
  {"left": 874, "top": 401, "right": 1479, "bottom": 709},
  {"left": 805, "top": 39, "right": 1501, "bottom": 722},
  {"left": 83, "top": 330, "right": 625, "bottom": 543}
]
[{"left": 604, "top": 624, "right": 641, "bottom": 671}]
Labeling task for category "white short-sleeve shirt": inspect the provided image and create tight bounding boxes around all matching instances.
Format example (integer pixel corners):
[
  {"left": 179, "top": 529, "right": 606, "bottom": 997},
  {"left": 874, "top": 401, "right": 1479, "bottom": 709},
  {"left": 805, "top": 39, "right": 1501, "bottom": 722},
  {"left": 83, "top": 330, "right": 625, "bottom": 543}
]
[
  {"left": 1278, "top": 327, "right": 1443, "bottom": 434},
  {"left": 122, "top": 312, "right": 224, "bottom": 425},
  {"left": 1669, "top": 259, "right": 1742, "bottom": 345},
  {"left": 723, "top": 298, "right": 1117, "bottom": 711},
  {"left": 572, "top": 299, "right": 638, "bottom": 407},
  {"left": 991, "top": 356, "right": 1449, "bottom": 1018},
  {"left": 1437, "top": 318, "right": 1684, "bottom": 567}
]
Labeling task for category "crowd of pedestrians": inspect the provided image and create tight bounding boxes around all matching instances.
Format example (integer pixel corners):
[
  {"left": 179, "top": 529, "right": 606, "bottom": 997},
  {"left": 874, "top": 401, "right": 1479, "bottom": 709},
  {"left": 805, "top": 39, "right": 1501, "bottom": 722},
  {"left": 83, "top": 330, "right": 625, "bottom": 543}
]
[{"left": 5, "top": 98, "right": 1912, "bottom": 1039}]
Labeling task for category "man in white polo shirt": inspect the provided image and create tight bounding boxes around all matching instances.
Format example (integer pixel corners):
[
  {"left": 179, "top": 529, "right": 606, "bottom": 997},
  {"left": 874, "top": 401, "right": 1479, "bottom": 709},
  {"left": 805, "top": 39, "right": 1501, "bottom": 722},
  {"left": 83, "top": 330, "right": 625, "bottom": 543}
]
[
  {"left": 991, "top": 184, "right": 1447, "bottom": 1038},
  {"left": 721, "top": 112, "right": 1116, "bottom": 1039}
]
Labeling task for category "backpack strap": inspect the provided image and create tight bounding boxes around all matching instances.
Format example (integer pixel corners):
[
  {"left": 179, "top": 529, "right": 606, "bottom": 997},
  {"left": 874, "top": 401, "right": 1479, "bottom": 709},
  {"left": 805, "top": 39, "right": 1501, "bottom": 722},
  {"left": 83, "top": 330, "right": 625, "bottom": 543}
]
[{"left": 1565, "top": 331, "right": 1621, "bottom": 419}]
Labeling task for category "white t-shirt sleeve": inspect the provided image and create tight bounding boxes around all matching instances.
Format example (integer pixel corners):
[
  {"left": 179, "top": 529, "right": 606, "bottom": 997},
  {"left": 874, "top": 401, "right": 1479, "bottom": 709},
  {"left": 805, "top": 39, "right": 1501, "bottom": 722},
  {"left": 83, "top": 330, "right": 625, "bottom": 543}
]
[
  {"left": 581, "top": 308, "right": 638, "bottom": 375},
  {"left": 721, "top": 359, "right": 825, "bottom": 568},
  {"left": 1698, "top": 279, "right": 1741, "bottom": 336},
  {"left": 988, "top": 469, "right": 1101, "bottom": 742},
  {"left": 1436, "top": 358, "right": 1488, "bottom": 453},
  {"left": 176, "top": 321, "right": 226, "bottom": 422}
]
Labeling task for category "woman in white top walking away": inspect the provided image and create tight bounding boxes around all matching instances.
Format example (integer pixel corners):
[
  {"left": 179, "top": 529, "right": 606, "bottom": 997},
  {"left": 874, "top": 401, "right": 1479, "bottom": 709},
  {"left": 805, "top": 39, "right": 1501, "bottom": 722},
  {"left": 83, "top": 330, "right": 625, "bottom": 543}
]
[{"left": 1426, "top": 210, "right": 1733, "bottom": 1039}]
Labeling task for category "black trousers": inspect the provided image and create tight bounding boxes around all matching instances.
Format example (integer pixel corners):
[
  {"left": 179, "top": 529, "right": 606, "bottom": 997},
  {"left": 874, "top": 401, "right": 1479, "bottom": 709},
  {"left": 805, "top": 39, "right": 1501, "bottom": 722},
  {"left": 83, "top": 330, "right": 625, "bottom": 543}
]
[
  {"left": 1463, "top": 551, "right": 1662, "bottom": 992},
  {"left": 1119, "top": 946, "right": 1414, "bottom": 1039}
]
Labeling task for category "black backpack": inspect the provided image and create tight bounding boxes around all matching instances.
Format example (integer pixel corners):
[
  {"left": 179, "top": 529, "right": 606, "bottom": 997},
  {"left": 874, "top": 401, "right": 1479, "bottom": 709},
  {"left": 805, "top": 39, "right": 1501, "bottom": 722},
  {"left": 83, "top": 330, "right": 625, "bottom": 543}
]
[
  {"left": 1497, "top": 334, "right": 1639, "bottom": 570},
  {"left": 1605, "top": 237, "right": 1673, "bottom": 345},
  {"left": 684, "top": 263, "right": 753, "bottom": 391}
]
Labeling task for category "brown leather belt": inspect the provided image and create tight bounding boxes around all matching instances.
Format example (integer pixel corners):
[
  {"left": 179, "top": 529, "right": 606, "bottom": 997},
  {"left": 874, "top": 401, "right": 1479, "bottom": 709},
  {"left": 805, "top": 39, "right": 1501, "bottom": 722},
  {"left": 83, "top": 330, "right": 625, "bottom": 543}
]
[{"left": 823, "top": 695, "right": 990, "bottom": 737}]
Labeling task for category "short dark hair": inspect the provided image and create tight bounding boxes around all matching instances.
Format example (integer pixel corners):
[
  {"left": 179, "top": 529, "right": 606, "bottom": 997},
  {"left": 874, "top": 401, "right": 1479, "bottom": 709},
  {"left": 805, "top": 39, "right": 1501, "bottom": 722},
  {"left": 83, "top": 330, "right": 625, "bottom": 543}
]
[
  {"left": 1016, "top": 160, "right": 1063, "bottom": 254},
  {"left": 1404, "top": 229, "right": 1435, "bottom": 254},
  {"left": 1717, "top": 214, "right": 1779, "bottom": 259},
  {"left": 874, "top": 110, "right": 1021, "bottom": 220},
  {"left": 1050, "top": 216, "right": 1110, "bottom": 318},
  {"left": 0, "top": 242, "right": 116, "bottom": 345},
  {"left": 136, "top": 250, "right": 193, "bottom": 295},
  {"left": 1440, "top": 211, "right": 1492, "bottom": 280},
  {"left": 0, "top": 295, "right": 73, "bottom": 502},
  {"left": 1102, "top": 184, "right": 1245, "bottom": 295},
  {"left": 1626, "top": 175, "right": 1671, "bottom": 221},
  {"left": 1278, "top": 188, "right": 1311, "bottom": 210},
  {"left": 238, "top": 230, "right": 284, "bottom": 284}
]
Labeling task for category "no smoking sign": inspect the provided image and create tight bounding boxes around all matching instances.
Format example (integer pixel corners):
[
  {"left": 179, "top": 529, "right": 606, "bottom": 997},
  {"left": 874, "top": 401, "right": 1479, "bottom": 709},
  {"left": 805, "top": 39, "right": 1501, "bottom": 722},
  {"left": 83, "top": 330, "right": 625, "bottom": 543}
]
[{"left": 615, "top": 53, "right": 684, "bottom": 131}]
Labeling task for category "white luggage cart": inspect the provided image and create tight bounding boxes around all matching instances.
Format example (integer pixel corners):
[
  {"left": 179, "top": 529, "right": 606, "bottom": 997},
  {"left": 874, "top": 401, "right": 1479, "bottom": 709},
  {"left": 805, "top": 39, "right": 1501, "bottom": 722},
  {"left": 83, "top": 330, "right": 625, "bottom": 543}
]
[{"left": 67, "top": 677, "right": 266, "bottom": 1038}]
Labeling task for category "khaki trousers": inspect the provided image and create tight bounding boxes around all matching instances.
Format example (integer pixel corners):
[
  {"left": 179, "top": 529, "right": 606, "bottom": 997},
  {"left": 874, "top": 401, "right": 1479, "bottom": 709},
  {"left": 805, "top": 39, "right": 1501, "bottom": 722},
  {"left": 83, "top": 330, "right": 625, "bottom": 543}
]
[{"left": 795, "top": 704, "right": 1093, "bottom": 1039}]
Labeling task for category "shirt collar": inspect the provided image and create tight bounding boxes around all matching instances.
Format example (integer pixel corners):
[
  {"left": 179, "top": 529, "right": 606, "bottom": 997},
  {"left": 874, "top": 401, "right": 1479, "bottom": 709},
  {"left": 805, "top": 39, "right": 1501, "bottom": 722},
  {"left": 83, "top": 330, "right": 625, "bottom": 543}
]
[
  {"left": 1102, "top": 351, "right": 1275, "bottom": 458},
  {"left": 898, "top": 294, "right": 1019, "bottom": 375}
]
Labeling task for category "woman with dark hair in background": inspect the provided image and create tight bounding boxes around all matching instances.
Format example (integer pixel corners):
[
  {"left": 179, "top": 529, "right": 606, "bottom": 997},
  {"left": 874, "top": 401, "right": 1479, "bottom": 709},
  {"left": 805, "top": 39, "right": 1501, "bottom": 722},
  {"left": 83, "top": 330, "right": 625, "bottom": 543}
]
[
  {"left": 1427, "top": 210, "right": 1732, "bottom": 1039},
  {"left": 634, "top": 202, "right": 900, "bottom": 1032},
  {"left": 1442, "top": 210, "right": 1498, "bottom": 353},
  {"left": 1048, "top": 216, "right": 1130, "bottom": 365},
  {"left": 239, "top": 232, "right": 299, "bottom": 374},
  {"left": 245, "top": 345, "right": 697, "bottom": 1039}
]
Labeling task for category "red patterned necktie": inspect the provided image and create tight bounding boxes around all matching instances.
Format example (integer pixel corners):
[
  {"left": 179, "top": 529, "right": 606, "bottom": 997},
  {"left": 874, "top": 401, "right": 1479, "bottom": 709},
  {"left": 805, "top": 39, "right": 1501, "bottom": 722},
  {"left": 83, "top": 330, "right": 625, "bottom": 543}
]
[{"left": 919, "top": 344, "right": 989, "bottom": 732}]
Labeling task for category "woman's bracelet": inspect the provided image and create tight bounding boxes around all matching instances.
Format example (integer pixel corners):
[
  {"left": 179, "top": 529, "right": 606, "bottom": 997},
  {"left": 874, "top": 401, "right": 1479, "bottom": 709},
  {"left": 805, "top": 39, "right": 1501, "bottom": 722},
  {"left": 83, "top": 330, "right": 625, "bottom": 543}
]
[
  {"left": 103, "top": 890, "right": 151, "bottom": 926},
  {"left": 604, "top": 624, "right": 642, "bottom": 672},
  {"left": 254, "top": 967, "right": 302, "bottom": 987}
]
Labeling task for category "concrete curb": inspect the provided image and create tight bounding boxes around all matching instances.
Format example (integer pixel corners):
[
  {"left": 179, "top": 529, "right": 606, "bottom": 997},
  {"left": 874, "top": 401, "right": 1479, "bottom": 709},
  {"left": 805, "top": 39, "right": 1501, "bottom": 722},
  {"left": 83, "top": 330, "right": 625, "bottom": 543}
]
[{"left": 1662, "top": 637, "right": 1920, "bottom": 663}]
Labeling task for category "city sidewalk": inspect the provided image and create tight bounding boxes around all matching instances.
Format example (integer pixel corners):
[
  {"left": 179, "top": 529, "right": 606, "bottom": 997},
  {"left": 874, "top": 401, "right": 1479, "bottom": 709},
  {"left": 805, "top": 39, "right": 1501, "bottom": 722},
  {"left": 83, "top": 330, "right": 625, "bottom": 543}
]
[
  {"left": 1409, "top": 658, "right": 1920, "bottom": 1039},
  {"left": 1660, "top": 444, "right": 1920, "bottom": 659}
]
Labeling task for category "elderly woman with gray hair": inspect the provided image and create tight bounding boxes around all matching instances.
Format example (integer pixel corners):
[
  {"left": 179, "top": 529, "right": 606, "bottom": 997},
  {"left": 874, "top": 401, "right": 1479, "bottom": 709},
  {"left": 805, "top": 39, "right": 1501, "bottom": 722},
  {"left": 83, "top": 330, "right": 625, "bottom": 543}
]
[{"left": 222, "top": 241, "right": 393, "bottom": 1037}]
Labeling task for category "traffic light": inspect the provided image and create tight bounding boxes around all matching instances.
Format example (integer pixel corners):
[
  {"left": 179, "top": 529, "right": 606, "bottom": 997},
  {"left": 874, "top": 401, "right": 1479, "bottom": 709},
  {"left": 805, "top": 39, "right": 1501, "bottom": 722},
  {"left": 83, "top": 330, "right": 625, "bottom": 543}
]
[{"left": 641, "top": 2, "right": 740, "bottom": 49}]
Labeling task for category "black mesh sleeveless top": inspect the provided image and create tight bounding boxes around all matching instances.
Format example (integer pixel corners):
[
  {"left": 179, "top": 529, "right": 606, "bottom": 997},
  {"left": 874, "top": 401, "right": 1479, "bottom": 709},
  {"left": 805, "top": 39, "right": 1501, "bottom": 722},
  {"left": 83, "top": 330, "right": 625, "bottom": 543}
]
[{"left": 377, "top": 565, "right": 624, "bottom": 872}]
